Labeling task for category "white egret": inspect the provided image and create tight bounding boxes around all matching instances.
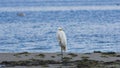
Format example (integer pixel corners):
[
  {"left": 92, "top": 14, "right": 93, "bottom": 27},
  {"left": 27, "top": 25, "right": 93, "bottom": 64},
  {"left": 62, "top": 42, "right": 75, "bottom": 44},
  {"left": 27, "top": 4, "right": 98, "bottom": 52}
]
[{"left": 57, "top": 27, "right": 67, "bottom": 63}]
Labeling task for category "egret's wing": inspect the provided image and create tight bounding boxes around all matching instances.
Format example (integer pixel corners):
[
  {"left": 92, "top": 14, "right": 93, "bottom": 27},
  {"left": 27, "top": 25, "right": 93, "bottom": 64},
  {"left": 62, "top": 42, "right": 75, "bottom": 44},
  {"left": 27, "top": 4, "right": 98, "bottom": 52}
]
[
  {"left": 61, "top": 31, "right": 67, "bottom": 45},
  {"left": 60, "top": 31, "right": 67, "bottom": 51}
]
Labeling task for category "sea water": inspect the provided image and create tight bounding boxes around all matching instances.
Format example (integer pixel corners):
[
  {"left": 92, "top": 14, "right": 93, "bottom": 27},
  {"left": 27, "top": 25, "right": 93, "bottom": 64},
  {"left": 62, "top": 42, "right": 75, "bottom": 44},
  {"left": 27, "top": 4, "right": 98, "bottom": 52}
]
[{"left": 0, "top": 0, "right": 120, "bottom": 53}]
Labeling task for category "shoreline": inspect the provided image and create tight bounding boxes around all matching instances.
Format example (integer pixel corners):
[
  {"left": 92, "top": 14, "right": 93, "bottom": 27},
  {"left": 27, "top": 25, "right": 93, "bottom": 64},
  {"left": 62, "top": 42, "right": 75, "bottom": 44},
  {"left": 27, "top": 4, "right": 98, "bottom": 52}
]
[{"left": 0, "top": 51, "right": 120, "bottom": 68}]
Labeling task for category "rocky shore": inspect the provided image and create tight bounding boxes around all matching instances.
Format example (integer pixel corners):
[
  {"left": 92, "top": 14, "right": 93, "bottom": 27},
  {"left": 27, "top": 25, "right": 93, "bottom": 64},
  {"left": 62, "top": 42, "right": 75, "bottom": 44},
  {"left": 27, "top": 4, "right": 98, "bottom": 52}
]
[{"left": 0, "top": 51, "right": 120, "bottom": 68}]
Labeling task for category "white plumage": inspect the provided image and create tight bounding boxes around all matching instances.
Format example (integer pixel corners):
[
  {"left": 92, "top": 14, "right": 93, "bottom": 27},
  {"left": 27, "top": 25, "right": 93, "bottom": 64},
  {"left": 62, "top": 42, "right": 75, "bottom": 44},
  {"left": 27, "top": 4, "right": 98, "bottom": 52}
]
[{"left": 57, "top": 27, "right": 67, "bottom": 51}]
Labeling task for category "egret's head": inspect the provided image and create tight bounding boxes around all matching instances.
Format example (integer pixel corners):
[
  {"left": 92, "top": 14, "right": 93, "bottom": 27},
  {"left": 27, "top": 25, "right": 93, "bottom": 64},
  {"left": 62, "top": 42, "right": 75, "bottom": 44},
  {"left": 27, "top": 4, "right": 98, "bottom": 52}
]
[{"left": 58, "top": 27, "right": 63, "bottom": 31}]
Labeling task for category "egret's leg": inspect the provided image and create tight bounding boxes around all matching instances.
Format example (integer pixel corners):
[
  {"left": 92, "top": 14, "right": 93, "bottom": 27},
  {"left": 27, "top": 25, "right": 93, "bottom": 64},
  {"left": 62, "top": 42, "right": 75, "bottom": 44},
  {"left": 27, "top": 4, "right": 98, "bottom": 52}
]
[
  {"left": 60, "top": 47, "right": 63, "bottom": 68},
  {"left": 61, "top": 47, "right": 63, "bottom": 63}
]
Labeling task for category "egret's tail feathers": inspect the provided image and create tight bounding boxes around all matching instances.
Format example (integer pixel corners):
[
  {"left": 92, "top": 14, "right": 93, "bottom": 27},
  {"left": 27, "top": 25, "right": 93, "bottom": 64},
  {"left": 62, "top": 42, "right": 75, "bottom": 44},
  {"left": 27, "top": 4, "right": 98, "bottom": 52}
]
[{"left": 61, "top": 45, "right": 66, "bottom": 51}]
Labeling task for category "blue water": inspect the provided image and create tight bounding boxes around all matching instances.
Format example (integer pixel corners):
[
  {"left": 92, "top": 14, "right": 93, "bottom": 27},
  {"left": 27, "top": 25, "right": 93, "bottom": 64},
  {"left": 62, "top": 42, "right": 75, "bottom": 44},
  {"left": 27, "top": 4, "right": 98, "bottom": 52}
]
[
  {"left": 0, "top": 0, "right": 120, "bottom": 53},
  {"left": 0, "top": 0, "right": 120, "bottom": 7}
]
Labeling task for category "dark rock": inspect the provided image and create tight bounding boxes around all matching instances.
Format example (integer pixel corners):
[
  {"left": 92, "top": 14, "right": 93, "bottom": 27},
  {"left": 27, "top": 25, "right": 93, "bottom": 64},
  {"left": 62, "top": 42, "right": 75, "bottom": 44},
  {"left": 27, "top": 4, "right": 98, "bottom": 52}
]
[
  {"left": 36, "top": 54, "right": 45, "bottom": 58},
  {"left": 0, "top": 59, "right": 60, "bottom": 67},
  {"left": 17, "top": 13, "right": 25, "bottom": 17},
  {"left": 93, "top": 51, "right": 102, "bottom": 53},
  {"left": 76, "top": 59, "right": 100, "bottom": 68},
  {"left": 68, "top": 53, "right": 78, "bottom": 57},
  {"left": 116, "top": 55, "right": 120, "bottom": 57},
  {"left": 102, "top": 52, "right": 116, "bottom": 54}
]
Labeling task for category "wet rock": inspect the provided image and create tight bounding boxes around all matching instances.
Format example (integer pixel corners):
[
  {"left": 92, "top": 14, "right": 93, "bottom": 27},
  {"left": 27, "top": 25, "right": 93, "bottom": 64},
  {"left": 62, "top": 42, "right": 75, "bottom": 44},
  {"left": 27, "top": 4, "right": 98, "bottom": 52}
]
[
  {"left": 68, "top": 53, "right": 78, "bottom": 57},
  {"left": 51, "top": 56, "right": 55, "bottom": 58},
  {"left": 17, "top": 13, "right": 25, "bottom": 17},
  {"left": 63, "top": 57, "right": 72, "bottom": 63},
  {"left": 0, "top": 59, "right": 60, "bottom": 67},
  {"left": 14, "top": 52, "right": 30, "bottom": 57},
  {"left": 81, "top": 56, "right": 89, "bottom": 59},
  {"left": 36, "top": 54, "right": 45, "bottom": 58},
  {"left": 101, "top": 52, "right": 116, "bottom": 57},
  {"left": 102, "top": 52, "right": 116, "bottom": 54},
  {"left": 76, "top": 59, "right": 101, "bottom": 68},
  {"left": 116, "top": 55, "right": 120, "bottom": 57},
  {"left": 93, "top": 51, "right": 102, "bottom": 53}
]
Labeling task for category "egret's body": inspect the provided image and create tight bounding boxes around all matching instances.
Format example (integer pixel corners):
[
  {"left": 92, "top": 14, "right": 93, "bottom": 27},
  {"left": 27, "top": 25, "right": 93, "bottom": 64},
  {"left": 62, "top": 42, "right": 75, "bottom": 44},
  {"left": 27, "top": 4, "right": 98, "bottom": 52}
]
[
  {"left": 57, "top": 27, "right": 67, "bottom": 63},
  {"left": 57, "top": 27, "right": 67, "bottom": 51}
]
